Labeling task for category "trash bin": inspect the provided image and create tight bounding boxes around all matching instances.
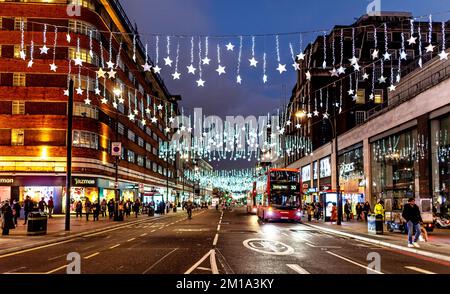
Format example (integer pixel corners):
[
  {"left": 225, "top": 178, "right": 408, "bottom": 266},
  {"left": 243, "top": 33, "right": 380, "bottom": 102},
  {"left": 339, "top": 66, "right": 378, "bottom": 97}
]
[
  {"left": 368, "top": 214, "right": 383, "bottom": 235},
  {"left": 27, "top": 212, "right": 48, "bottom": 235},
  {"left": 173, "top": 206, "right": 177, "bottom": 213},
  {"left": 148, "top": 206, "right": 155, "bottom": 217}
]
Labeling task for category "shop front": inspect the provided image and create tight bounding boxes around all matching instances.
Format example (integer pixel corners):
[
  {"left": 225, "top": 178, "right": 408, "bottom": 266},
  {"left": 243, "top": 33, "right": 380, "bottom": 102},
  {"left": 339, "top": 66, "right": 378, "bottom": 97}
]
[
  {"left": 432, "top": 114, "right": 450, "bottom": 217},
  {"left": 319, "top": 156, "right": 332, "bottom": 193},
  {"left": 62, "top": 177, "right": 99, "bottom": 214},
  {"left": 339, "top": 145, "right": 365, "bottom": 215}
]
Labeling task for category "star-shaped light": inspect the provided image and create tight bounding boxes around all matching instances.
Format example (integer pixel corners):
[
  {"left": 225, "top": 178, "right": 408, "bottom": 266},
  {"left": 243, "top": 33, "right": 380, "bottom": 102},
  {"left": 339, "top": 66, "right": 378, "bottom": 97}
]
[
  {"left": 369, "top": 93, "right": 374, "bottom": 100},
  {"left": 101, "top": 97, "right": 108, "bottom": 104},
  {"left": 389, "top": 84, "right": 396, "bottom": 92},
  {"left": 353, "top": 63, "right": 361, "bottom": 71},
  {"left": 145, "top": 108, "right": 151, "bottom": 114},
  {"left": 169, "top": 117, "right": 174, "bottom": 123},
  {"left": 306, "top": 113, "right": 313, "bottom": 118},
  {"left": 348, "top": 89, "right": 355, "bottom": 95},
  {"left": 322, "top": 61, "right": 327, "bottom": 69},
  {"left": 383, "top": 52, "right": 391, "bottom": 61},
  {"left": 296, "top": 52, "right": 305, "bottom": 60},
  {"left": 425, "top": 44, "right": 435, "bottom": 53},
  {"left": 39, "top": 45, "right": 49, "bottom": 55},
  {"left": 292, "top": 62, "right": 300, "bottom": 71},
  {"left": 112, "top": 101, "right": 118, "bottom": 109},
  {"left": 371, "top": 49, "right": 379, "bottom": 60},
  {"left": 216, "top": 65, "right": 226, "bottom": 75},
  {"left": 106, "top": 61, "right": 115, "bottom": 69},
  {"left": 329, "top": 68, "right": 338, "bottom": 77},
  {"left": 202, "top": 57, "right": 211, "bottom": 65},
  {"left": 128, "top": 113, "right": 135, "bottom": 121},
  {"left": 164, "top": 127, "right": 170, "bottom": 133},
  {"left": 187, "top": 64, "right": 196, "bottom": 74},
  {"left": 323, "top": 112, "right": 329, "bottom": 119},
  {"left": 84, "top": 98, "right": 91, "bottom": 105},
  {"left": 305, "top": 70, "right": 312, "bottom": 81},
  {"left": 399, "top": 50, "right": 407, "bottom": 60},
  {"left": 97, "top": 68, "right": 106, "bottom": 78},
  {"left": 236, "top": 75, "right": 242, "bottom": 84},
  {"left": 27, "top": 59, "right": 33, "bottom": 68},
  {"left": 263, "top": 74, "right": 268, "bottom": 84},
  {"left": 378, "top": 75, "right": 387, "bottom": 83},
  {"left": 196, "top": 78, "right": 205, "bottom": 87},
  {"left": 352, "top": 93, "right": 358, "bottom": 101},
  {"left": 142, "top": 119, "right": 147, "bottom": 126},
  {"left": 164, "top": 56, "right": 173, "bottom": 67},
  {"left": 249, "top": 57, "right": 258, "bottom": 67},
  {"left": 407, "top": 36, "right": 417, "bottom": 45},
  {"left": 396, "top": 74, "right": 401, "bottom": 83},
  {"left": 286, "top": 121, "right": 291, "bottom": 126},
  {"left": 142, "top": 63, "right": 152, "bottom": 72},
  {"left": 295, "top": 124, "right": 301, "bottom": 129},
  {"left": 180, "top": 125, "right": 186, "bottom": 132},
  {"left": 76, "top": 87, "right": 84, "bottom": 95},
  {"left": 108, "top": 69, "right": 116, "bottom": 79},
  {"left": 187, "top": 127, "right": 192, "bottom": 133},
  {"left": 438, "top": 50, "right": 449, "bottom": 60},
  {"left": 157, "top": 104, "right": 163, "bottom": 110},
  {"left": 313, "top": 110, "right": 319, "bottom": 117},
  {"left": 153, "top": 65, "right": 161, "bottom": 74},
  {"left": 349, "top": 56, "right": 358, "bottom": 65},
  {"left": 172, "top": 71, "right": 181, "bottom": 80},
  {"left": 337, "top": 66, "right": 346, "bottom": 75},
  {"left": 276, "top": 63, "right": 287, "bottom": 74},
  {"left": 226, "top": 43, "right": 234, "bottom": 51},
  {"left": 362, "top": 73, "right": 369, "bottom": 80},
  {"left": 73, "top": 57, "right": 83, "bottom": 66},
  {"left": 118, "top": 97, "right": 125, "bottom": 104},
  {"left": 151, "top": 117, "right": 158, "bottom": 124},
  {"left": 94, "top": 88, "right": 101, "bottom": 95},
  {"left": 64, "top": 89, "right": 69, "bottom": 96},
  {"left": 133, "top": 109, "right": 139, "bottom": 115},
  {"left": 19, "top": 50, "right": 26, "bottom": 60},
  {"left": 50, "top": 63, "right": 58, "bottom": 72}
]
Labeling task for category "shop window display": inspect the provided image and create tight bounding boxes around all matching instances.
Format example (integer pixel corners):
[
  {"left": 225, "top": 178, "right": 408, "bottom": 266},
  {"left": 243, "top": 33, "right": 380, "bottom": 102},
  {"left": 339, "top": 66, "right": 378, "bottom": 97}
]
[
  {"left": 61, "top": 187, "right": 98, "bottom": 213},
  {"left": 433, "top": 116, "right": 450, "bottom": 217}
]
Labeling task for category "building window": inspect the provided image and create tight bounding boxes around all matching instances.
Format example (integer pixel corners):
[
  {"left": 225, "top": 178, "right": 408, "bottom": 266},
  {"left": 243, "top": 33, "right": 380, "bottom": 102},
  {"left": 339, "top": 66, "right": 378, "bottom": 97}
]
[
  {"left": 137, "top": 137, "right": 144, "bottom": 148},
  {"left": 68, "top": 20, "right": 100, "bottom": 40},
  {"left": 73, "top": 130, "right": 98, "bottom": 149},
  {"left": 137, "top": 155, "right": 144, "bottom": 167},
  {"left": 146, "top": 159, "right": 152, "bottom": 170},
  {"left": 153, "top": 147, "right": 158, "bottom": 156},
  {"left": 0, "top": 17, "right": 2, "bottom": 30},
  {"left": 14, "top": 17, "right": 26, "bottom": 31},
  {"left": 374, "top": 89, "right": 383, "bottom": 104},
  {"left": 11, "top": 129, "right": 24, "bottom": 146},
  {"left": 406, "top": 49, "right": 415, "bottom": 60},
  {"left": 356, "top": 89, "right": 365, "bottom": 104},
  {"left": 14, "top": 45, "right": 21, "bottom": 59},
  {"left": 69, "top": 47, "right": 99, "bottom": 66},
  {"left": 12, "top": 101, "right": 25, "bottom": 115},
  {"left": 388, "top": 49, "right": 397, "bottom": 60},
  {"left": 69, "top": 0, "right": 95, "bottom": 11},
  {"left": 153, "top": 162, "right": 157, "bottom": 172},
  {"left": 118, "top": 122, "right": 125, "bottom": 135},
  {"left": 74, "top": 103, "right": 98, "bottom": 119},
  {"left": 13, "top": 73, "right": 26, "bottom": 87},
  {"left": 355, "top": 111, "right": 366, "bottom": 125},
  {"left": 145, "top": 142, "right": 152, "bottom": 152},
  {"left": 127, "top": 130, "right": 135, "bottom": 142},
  {"left": 158, "top": 165, "right": 163, "bottom": 174},
  {"left": 127, "top": 150, "right": 135, "bottom": 163}
]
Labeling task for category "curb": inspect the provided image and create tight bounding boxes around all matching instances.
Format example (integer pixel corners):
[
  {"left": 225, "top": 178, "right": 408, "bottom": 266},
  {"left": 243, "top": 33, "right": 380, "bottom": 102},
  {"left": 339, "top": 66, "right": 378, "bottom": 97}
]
[
  {"left": 305, "top": 223, "right": 450, "bottom": 263},
  {"left": 0, "top": 213, "right": 180, "bottom": 257}
]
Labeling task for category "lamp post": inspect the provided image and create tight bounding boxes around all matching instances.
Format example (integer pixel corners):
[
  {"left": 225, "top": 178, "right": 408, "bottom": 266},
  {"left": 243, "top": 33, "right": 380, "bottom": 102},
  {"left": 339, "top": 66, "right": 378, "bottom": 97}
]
[{"left": 65, "top": 79, "right": 74, "bottom": 231}]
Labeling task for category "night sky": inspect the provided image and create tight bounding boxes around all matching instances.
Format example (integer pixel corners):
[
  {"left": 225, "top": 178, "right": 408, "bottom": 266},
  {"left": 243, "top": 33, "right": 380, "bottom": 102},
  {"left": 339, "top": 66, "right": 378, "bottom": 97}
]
[{"left": 121, "top": 0, "right": 449, "bottom": 169}]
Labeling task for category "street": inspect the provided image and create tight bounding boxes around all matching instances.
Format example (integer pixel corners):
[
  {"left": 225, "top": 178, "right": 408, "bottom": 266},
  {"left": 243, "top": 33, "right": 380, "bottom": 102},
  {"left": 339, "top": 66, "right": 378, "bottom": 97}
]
[{"left": 1, "top": 207, "right": 449, "bottom": 274}]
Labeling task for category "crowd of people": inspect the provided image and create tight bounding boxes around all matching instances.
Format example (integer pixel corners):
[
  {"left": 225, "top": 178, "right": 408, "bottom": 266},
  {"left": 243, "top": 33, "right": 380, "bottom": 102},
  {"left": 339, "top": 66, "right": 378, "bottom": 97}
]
[{"left": 302, "top": 200, "right": 372, "bottom": 223}]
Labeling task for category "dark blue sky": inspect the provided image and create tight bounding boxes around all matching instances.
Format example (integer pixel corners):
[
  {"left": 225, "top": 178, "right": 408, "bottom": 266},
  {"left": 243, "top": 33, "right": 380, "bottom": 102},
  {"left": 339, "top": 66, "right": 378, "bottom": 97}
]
[{"left": 121, "top": 0, "right": 449, "bottom": 169}]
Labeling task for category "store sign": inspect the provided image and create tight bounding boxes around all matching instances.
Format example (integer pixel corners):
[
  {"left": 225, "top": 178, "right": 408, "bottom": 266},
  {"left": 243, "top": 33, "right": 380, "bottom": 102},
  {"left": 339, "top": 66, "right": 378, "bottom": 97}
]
[
  {"left": 320, "top": 157, "right": 331, "bottom": 178},
  {"left": 73, "top": 178, "right": 97, "bottom": 187},
  {"left": 111, "top": 142, "right": 122, "bottom": 156},
  {"left": 313, "top": 162, "right": 318, "bottom": 180},
  {"left": 272, "top": 184, "right": 297, "bottom": 190},
  {"left": 0, "top": 178, "right": 14, "bottom": 185},
  {"left": 302, "top": 165, "right": 311, "bottom": 181},
  {"left": 308, "top": 188, "right": 318, "bottom": 193},
  {"left": 340, "top": 162, "right": 355, "bottom": 177}
]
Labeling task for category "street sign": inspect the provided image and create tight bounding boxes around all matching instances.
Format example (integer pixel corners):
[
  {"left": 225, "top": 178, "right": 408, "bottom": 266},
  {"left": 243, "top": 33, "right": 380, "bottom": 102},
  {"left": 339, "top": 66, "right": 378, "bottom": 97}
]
[{"left": 111, "top": 142, "right": 122, "bottom": 156}]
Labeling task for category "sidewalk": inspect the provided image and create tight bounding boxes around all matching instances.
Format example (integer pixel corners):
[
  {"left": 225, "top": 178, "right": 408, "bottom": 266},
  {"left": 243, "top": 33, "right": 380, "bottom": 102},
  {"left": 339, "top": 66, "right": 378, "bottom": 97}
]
[
  {"left": 0, "top": 208, "right": 188, "bottom": 255},
  {"left": 303, "top": 218, "right": 450, "bottom": 262}
]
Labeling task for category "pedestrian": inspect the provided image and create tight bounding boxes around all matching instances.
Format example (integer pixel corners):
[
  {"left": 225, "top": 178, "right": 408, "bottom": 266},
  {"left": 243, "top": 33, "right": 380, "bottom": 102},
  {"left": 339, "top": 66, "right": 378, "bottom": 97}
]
[
  {"left": 92, "top": 201, "right": 100, "bottom": 221},
  {"left": 101, "top": 199, "right": 107, "bottom": 218},
  {"left": 85, "top": 198, "right": 92, "bottom": 221},
  {"left": 12, "top": 200, "right": 21, "bottom": 226},
  {"left": 48, "top": 196, "right": 54, "bottom": 218},
  {"left": 374, "top": 199, "right": 385, "bottom": 220},
  {"left": 76, "top": 201, "right": 83, "bottom": 218},
  {"left": 363, "top": 201, "right": 371, "bottom": 222},
  {"left": 107, "top": 199, "right": 115, "bottom": 219},
  {"left": 133, "top": 199, "right": 140, "bottom": 218},
  {"left": 331, "top": 203, "right": 337, "bottom": 224},
  {"left": 402, "top": 197, "right": 423, "bottom": 248},
  {"left": 344, "top": 200, "right": 351, "bottom": 222},
  {"left": 356, "top": 203, "right": 363, "bottom": 221},
  {"left": 1, "top": 201, "right": 15, "bottom": 235},
  {"left": 23, "top": 196, "right": 33, "bottom": 225},
  {"left": 38, "top": 197, "right": 47, "bottom": 213}
]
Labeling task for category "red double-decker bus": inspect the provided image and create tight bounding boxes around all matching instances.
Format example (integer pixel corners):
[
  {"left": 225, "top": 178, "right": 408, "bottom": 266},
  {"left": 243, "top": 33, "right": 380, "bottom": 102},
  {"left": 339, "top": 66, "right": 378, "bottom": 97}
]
[{"left": 257, "top": 168, "right": 302, "bottom": 222}]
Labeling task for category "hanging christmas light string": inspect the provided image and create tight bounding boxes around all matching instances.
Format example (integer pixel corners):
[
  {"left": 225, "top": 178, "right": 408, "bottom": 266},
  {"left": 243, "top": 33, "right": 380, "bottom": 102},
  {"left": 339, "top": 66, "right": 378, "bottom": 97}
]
[
  {"left": 27, "top": 40, "right": 34, "bottom": 68},
  {"left": 263, "top": 51, "right": 268, "bottom": 84},
  {"left": 350, "top": 28, "right": 360, "bottom": 70},
  {"left": 108, "top": 33, "right": 114, "bottom": 68},
  {"left": 142, "top": 42, "right": 151, "bottom": 71},
  {"left": 172, "top": 41, "right": 181, "bottom": 79},
  {"left": 323, "top": 88, "right": 329, "bottom": 119},
  {"left": 389, "top": 59, "right": 396, "bottom": 92},
  {"left": 40, "top": 24, "right": 49, "bottom": 54},
  {"left": 426, "top": 14, "right": 435, "bottom": 53},
  {"left": 50, "top": 26, "right": 58, "bottom": 72},
  {"left": 249, "top": 36, "right": 258, "bottom": 67},
  {"left": 330, "top": 32, "right": 337, "bottom": 76},
  {"left": 370, "top": 62, "right": 375, "bottom": 100},
  {"left": 439, "top": 21, "right": 449, "bottom": 60},
  {"left": 132, "top": 34, "right": 136, "bottom": 62},
  {"left": 64, "top": 59, "right": 72, "bottom": 96},
  {"left": 115, "top": 39, "right": 123, "bottom": 69},
  {"left": 187, "top": 36, "right": 196, "bottom": 74},
  {"left": 338, "top": 29, "right": 345, "bottom": 75},
  {"left": 196, "top": 38, "right": 205, "bottom": 87},
  {"left": 313, "top": 91, "right": 318, "bottom": 116},
  {"left": 418, "top": 25, "right": 423, "bottom": 67},
  {"left": 76, "top": 61, "right": 83, "bottom": 95},
  {"left": 215, "top": 43, "right": 225, "bottom": 76},
  {"left": 134, "top": 89, "right": 139, "bottom": 115},
  {"left": 141, "top": 94, "right": 146, "bottom": 126},
  {"left": 164, "top": 36, "right": 173, "bottom": 66},
  {"left": 319, "top": 88, "right": 323, "bottom": 108},
  {"left": 353, "top": 74, "right": 359, "bottom": 101},
  {"left": 203, "top": 36, "right": 210, "bottom": 65},
  {"left": 372, "top": 27, "right": 379, "bottom": 60},
  {"left": 275, "top": 35, "right": 286, "bottom": 74},
  {"left": 397, "top": 32, "right": 406, "bottom": 83},
  {"left": 348, "top": 74, "right": 354, "bottom": 96},
  {"left": 236, "top": 35, "right": 243, "bottom": 84},
  {"left": 101, "top": 76, "right": 108, "bottom": 104},
  {"left": 322, "top": 32, "right": 327, "bottom": 69},
  {"left": 20, "top": 20, "right": 26, "bottom": 60},
  {"left": 127, "top": 89, "right": 134, "bottom": 121},
  {"left": 408, "top": 19, "right": 417, "bottom": 45},
  {"left": 94, "top": 70, "right": 100, "bottom": 95},
  {"left": 383, "top": 23, "right": 391, "bottom": 61},
  {"left": 153, "top": 35, "right": 161, "bottom": 74},
  {"left": 339, "top": 81, "right": 343, "bottom": 113},
  {"left": 297, "top": 33, "right": 305, "bottom": 60},
  {"left": 85, "top": 75, "right": 91, "bottom": 105},
  {"left": 89, "top": 30, "right": 93, "bottom": 58},
  {"left": 289, "top": 42, "right": 299, "bottom": 71}
]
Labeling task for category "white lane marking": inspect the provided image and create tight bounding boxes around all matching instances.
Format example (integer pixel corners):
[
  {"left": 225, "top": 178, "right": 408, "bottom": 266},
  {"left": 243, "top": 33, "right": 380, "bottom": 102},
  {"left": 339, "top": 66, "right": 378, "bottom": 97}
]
[
  {"left": 0, "top": 239, "right": 73, "bottom": 259},
  {"left": 151, "top": 230, "right": 156, "bottom": 233},
  {"left": 82, "top": 245, "right": 95, "bottom": 251},
  {"left": 213, "top": 233, "right": 219, "bottom": 246},
  {"left": 142, "top": 248, "right": 178, "bottom": 274},
  {"left": 48, "top": 254, "right": 66, "bottom": 261},
  {"left": 305, "top": 243, "right": 341, "bottom": 249},
  {"left": 84, "top": 252, "right": 100, "bottom": 259},
  {"left": 197, "top": 267, "right": 212, "bottom": 271},
  {"left": 109, "top": 244, "right": 120, "bottom": 249},
  {"left": 286, "top": 264, "right": 310, "bottom": 274},
  {"left": 127, "top": 238, "right": 136, "bottom": 242},
  {"left": 210, "top": 249, "right": 219, "bottom": 274},
  {"left": 3, "top": 266, "right": 27, "bottom": 274},
  {"left": 140, "top": 233, "right": 148, "bottom": 237},
  {"left": 185, "top": 250, "right": 212, "bottom": 274},
  {"left": 217, "top": 225, "right": 221, "bottom": 231},
  {"left": 326, "top": 251, "right": 383, "bottom": 274},
  {"left": 405, "top": 266, "right": 436, "bottom": 274},
  {"left": 46, "top": 264, "right": 67, "bottom": 274}
]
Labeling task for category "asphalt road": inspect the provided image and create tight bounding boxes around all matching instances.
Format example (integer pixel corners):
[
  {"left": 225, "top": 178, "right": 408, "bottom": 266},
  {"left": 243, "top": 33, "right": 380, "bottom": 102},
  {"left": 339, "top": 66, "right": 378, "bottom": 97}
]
[{"left": 0, "top": 207, "right": 449, "bottom": 274}]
